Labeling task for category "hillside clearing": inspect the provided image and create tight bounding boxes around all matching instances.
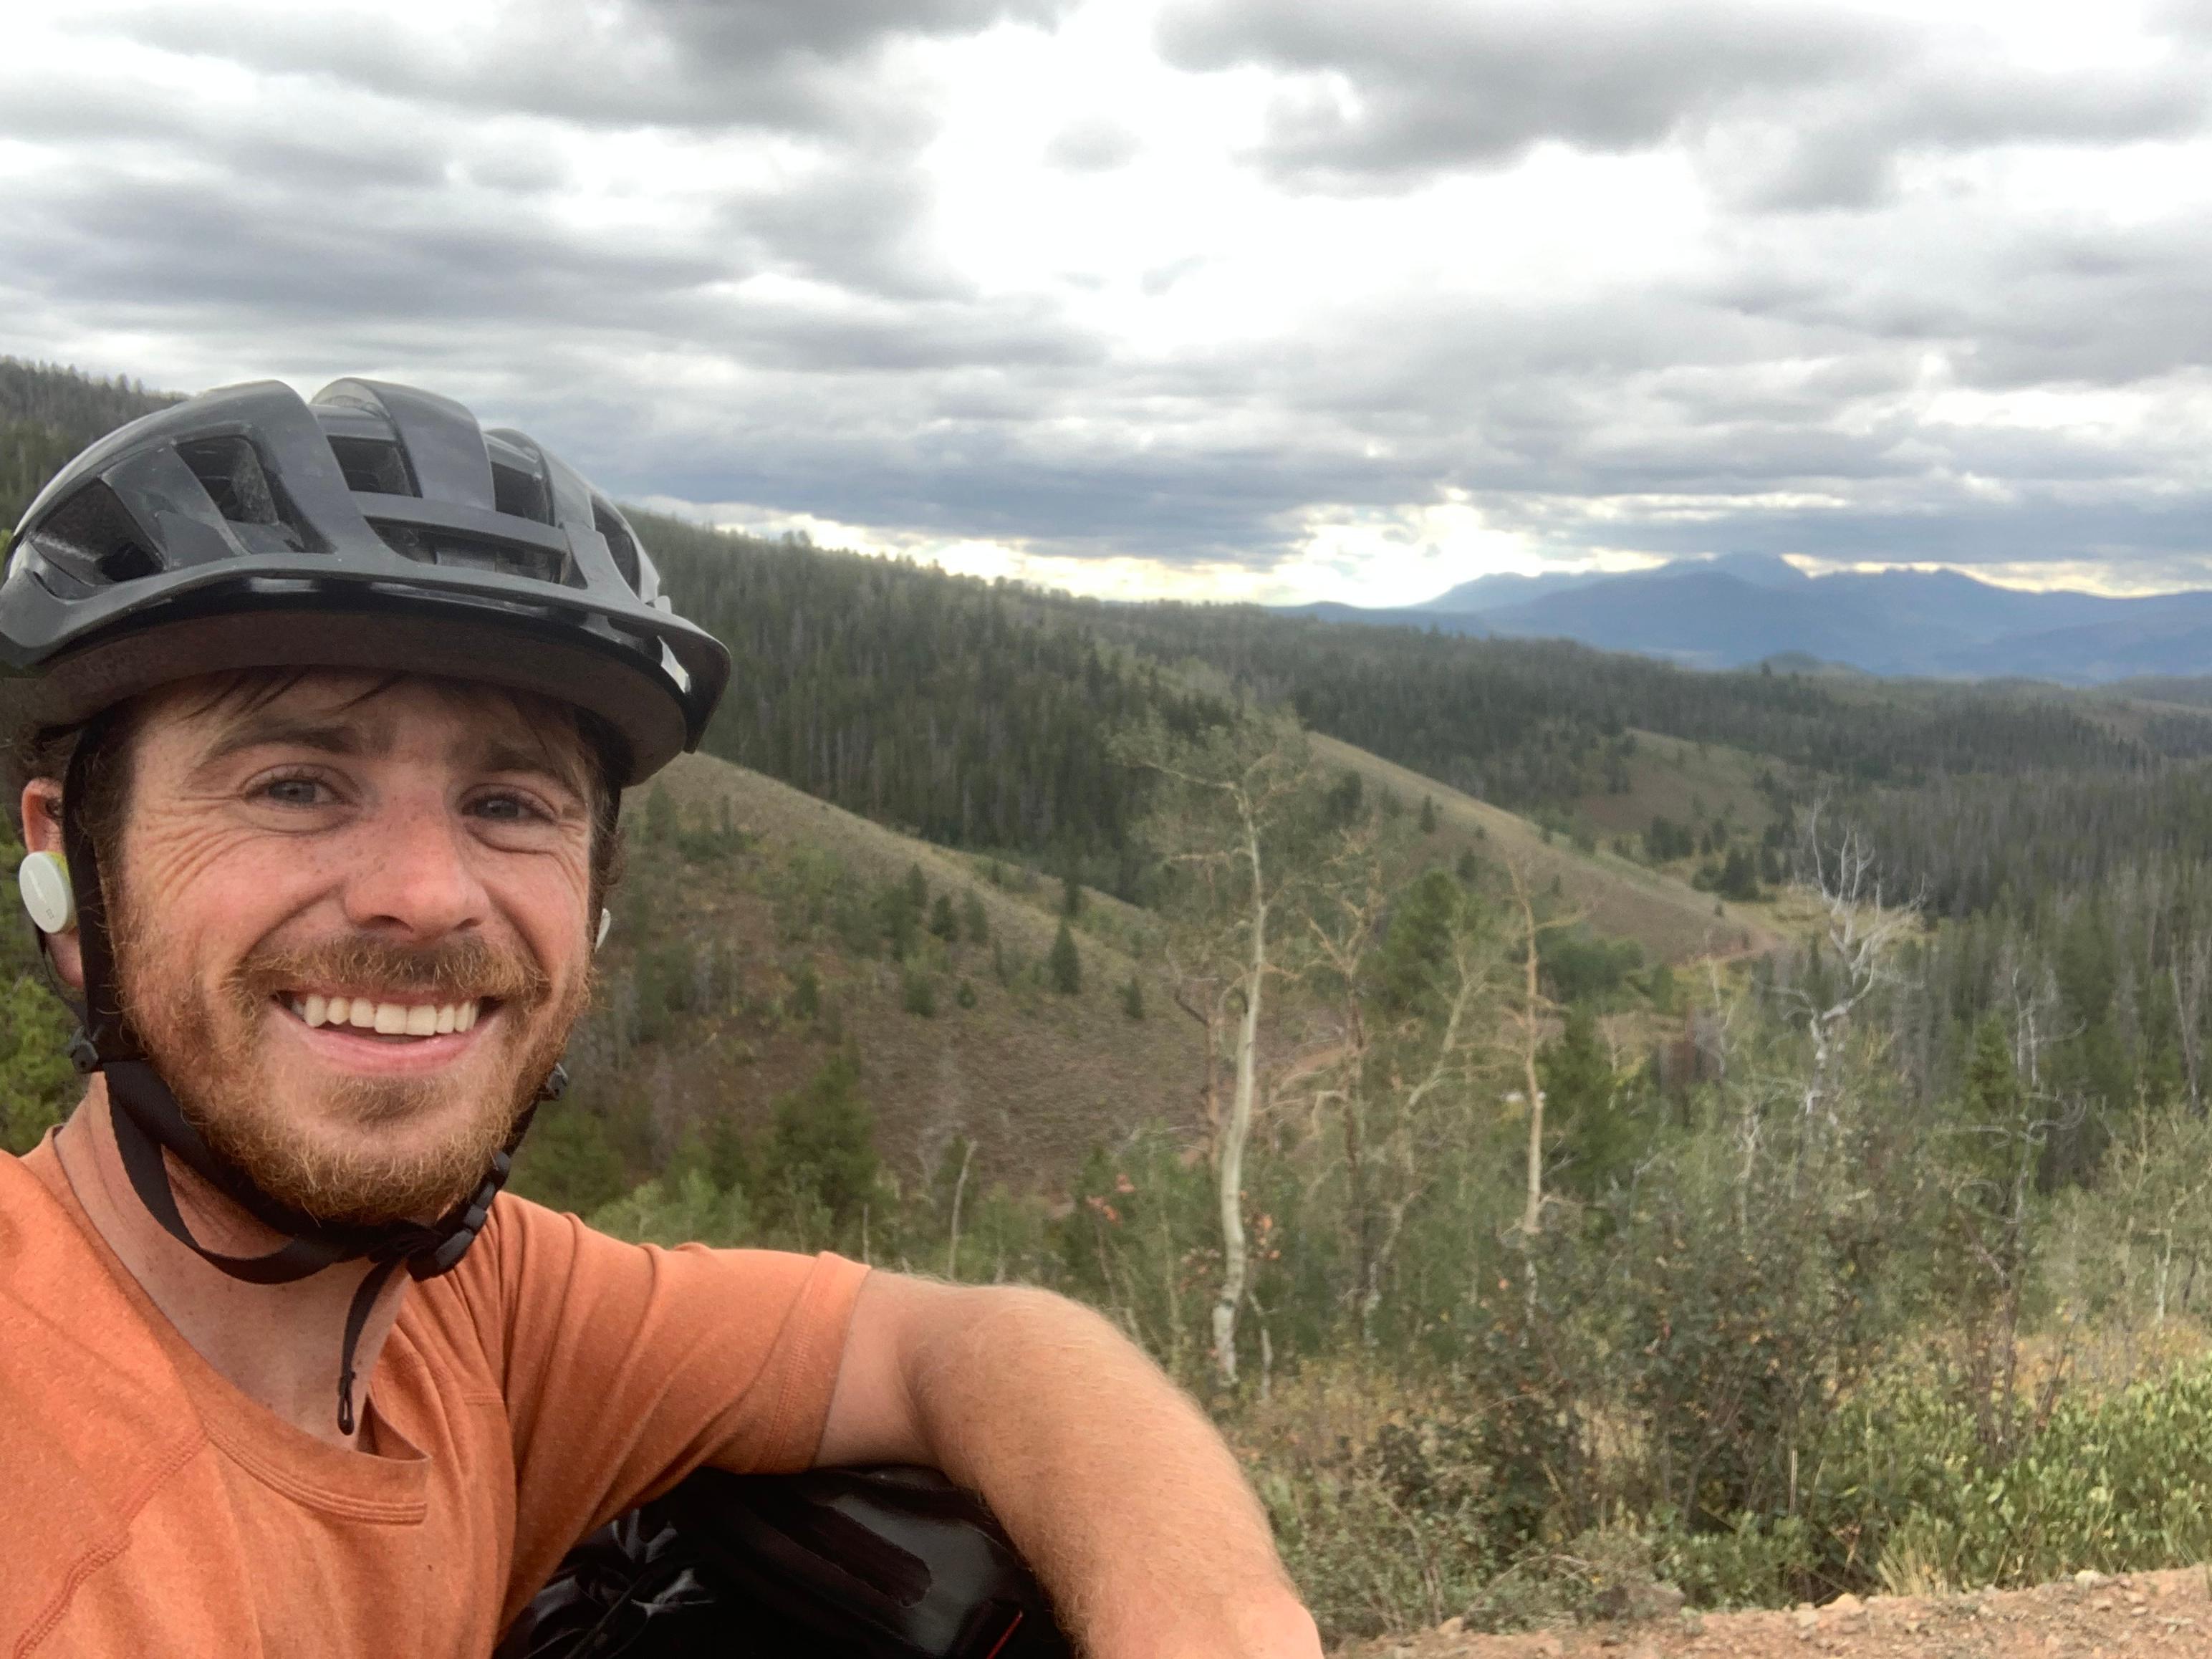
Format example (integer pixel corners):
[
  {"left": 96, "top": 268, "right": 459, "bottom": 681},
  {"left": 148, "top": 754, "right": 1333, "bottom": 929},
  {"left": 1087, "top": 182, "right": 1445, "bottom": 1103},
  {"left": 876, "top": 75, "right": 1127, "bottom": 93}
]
[
  {"left": 1306, "top": 734, "right": 1779, "bottom": 965},
  {"left": 595, "top": 752, "right": 1206, "bottom": 1193},
  {"left": 1569, "top": 730, "right": 1779, "bottom": 842}
]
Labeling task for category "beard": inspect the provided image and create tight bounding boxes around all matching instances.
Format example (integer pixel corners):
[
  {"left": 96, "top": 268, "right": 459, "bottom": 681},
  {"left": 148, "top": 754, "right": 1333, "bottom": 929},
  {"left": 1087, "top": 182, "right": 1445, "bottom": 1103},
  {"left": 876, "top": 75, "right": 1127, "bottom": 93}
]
[{"left": 113, "top": 913, "right": 587, "bottom": 1226}]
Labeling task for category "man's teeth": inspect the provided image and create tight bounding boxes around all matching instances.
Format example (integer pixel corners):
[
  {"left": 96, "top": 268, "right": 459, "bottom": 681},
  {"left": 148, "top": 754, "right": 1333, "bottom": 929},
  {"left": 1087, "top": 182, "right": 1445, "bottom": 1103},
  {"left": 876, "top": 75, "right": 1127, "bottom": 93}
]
[{"left": 289, "top": 993, "right": 481, "bottom": 1034}]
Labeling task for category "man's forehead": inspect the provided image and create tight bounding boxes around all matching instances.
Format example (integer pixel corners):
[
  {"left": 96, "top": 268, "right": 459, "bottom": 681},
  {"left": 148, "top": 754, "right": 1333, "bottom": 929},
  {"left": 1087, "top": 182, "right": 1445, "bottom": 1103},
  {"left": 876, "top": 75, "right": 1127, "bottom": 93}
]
[{"left": 159, "top": 669, "right": 591, "bottom": 786}]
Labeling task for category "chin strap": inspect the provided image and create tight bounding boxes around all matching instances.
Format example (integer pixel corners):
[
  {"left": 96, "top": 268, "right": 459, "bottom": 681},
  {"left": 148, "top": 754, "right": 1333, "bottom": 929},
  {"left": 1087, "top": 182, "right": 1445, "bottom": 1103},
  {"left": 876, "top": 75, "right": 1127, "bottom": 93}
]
[{"left": 57, "top": 723, "right": 562, "bottom": 1435}]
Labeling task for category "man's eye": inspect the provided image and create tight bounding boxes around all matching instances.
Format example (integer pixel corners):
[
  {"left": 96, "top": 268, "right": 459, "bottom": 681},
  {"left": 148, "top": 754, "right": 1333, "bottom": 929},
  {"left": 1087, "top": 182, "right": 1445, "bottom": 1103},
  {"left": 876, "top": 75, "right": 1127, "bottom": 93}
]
[
  {"left": 473, "top": 793, "right": 545, "bottom": 822},
  {"left": 261, "top": 776, "right": 327, "bottom": 807}
]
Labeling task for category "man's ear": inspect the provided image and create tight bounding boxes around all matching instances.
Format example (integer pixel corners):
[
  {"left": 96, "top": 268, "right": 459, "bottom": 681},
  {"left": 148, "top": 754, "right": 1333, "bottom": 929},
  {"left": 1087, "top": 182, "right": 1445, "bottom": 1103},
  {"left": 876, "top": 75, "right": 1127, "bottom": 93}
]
[
  {"left": 19, "top": 779, "right": 85, "bottom": 990},
  {"left": 20, "top": 780, "right": 63, "bottom": 857}
]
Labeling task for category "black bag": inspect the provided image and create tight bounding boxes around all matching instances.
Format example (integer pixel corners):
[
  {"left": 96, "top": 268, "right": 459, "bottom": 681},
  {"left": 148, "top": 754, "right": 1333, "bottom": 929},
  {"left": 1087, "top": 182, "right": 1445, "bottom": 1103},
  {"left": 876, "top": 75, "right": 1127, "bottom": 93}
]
[{"left": 496, "top": 1466, "right": 1074, "bottom": 1659}]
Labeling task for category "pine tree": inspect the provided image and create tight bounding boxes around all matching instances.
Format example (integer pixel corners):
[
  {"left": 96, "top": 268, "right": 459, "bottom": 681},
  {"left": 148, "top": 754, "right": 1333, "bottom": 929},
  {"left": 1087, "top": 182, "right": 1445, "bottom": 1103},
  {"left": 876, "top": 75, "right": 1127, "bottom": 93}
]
[
  {"left": 644, "top": 782, "right": 678, "bottom": 847},
  {"left": 789, "top": 961, "right": 821, "bottom": 1019},
  {"left": 1049, "top": 920, "right": 1082, "bottom": 995},
  {"left": 1541, "top": 1004, "right": 1631, "bottom": 1199},
  {"left": 761, "top": 1053, "right": 877, "bottom": 1233}
]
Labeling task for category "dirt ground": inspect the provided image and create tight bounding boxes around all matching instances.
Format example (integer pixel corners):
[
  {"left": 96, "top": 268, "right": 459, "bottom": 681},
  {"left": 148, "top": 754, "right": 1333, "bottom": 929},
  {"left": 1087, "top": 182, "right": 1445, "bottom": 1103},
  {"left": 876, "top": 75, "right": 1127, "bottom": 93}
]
[{"left": 1342, "top": 1567, "right": 2212, "bottom": 1658}]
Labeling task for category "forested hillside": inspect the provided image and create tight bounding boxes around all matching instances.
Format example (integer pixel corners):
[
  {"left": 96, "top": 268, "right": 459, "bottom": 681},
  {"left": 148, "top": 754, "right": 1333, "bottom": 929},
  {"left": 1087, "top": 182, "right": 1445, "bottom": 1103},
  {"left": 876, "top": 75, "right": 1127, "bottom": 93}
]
[
  {"left": 638, "top": 512, "right": 1231, "bottom": 894},
  {"left": 640, "top": 508, "right": 2212, "bottom": 903},
  {"left": 0, "top": 359, "right": 176, "bottom": 526}
]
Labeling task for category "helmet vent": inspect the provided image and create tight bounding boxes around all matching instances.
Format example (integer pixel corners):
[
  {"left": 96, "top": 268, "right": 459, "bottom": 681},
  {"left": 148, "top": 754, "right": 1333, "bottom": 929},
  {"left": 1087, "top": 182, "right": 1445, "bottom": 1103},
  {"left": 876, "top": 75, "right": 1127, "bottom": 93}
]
[
  {"left": 327, "top": 436, "right": 418, "bottom": 497},
  {"left": 370, "top": 519, "right": 582, "bottom": 587},
  {"left": 35, "top": 480, "right": 165, "bottom": 586},
  {"left": 175, "top": 437, "right": 283, "bottom": 525},
  {"left": 491, "top": 461, "right": 554, "bottom": 525},
  {"left": 592, "top": 501, "right": 642, "bottom": 591}
]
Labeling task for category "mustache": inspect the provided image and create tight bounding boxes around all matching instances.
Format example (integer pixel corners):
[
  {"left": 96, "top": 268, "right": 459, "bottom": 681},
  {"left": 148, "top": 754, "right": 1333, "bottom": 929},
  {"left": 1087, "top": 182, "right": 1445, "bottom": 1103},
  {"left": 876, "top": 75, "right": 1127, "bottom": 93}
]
[{"left": 226, "top": 933, "right": 552, "bottom": 1011}]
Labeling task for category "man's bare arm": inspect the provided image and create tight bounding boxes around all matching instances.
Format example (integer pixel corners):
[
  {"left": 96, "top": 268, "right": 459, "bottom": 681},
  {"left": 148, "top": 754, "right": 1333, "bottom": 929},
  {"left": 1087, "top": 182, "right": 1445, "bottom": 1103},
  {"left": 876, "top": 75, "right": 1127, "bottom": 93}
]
[{"left": 818, "top": 1273, "right": 1322, "bottom": 1659}]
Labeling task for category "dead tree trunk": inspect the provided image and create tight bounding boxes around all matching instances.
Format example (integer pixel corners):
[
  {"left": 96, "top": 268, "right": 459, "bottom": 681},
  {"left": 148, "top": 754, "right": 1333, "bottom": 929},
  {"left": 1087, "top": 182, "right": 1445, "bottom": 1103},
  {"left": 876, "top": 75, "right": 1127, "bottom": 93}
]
[{"left": 1213, "top": 817, "right": 1268, "bottom": 1386}]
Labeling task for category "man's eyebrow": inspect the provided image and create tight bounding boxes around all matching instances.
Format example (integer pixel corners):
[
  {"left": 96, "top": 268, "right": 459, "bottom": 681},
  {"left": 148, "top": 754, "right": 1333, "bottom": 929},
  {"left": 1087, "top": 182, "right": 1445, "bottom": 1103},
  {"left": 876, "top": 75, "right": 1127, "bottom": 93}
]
[
  {"left": 199, "top": 716, "right": 368, "bottom": 766},
  {"left": 476, "top": 739, "right": 590, "bottom": 802}
]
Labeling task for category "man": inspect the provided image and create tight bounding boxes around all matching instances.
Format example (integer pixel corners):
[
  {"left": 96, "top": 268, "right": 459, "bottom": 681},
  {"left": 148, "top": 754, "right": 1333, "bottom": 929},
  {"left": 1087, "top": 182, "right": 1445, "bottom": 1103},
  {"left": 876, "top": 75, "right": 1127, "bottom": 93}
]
[{"left": 0, "top": 378, "right": 1321, "bottom": 1658}]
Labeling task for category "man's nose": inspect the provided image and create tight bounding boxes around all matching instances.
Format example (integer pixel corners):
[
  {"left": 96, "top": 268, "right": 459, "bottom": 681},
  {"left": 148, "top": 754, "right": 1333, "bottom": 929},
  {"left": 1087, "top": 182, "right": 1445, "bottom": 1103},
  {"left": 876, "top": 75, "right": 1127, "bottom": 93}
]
[{"left": 339, "top": 792, "right": 489, "bottom": 938}]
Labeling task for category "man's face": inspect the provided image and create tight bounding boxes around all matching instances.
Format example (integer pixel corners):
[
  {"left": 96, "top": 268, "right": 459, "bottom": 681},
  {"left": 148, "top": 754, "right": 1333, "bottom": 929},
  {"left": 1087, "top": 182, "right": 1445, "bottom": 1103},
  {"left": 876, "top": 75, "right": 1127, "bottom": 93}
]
[{"left": 102, "top": 670, "right": 599, "bottom": 1223}]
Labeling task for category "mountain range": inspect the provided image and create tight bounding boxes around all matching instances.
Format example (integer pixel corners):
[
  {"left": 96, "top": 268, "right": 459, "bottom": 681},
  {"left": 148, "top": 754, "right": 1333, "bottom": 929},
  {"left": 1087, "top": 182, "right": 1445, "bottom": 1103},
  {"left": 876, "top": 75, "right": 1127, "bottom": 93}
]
[{"left": 1284, "top": 553, "right": 2212, "bottom": 683}]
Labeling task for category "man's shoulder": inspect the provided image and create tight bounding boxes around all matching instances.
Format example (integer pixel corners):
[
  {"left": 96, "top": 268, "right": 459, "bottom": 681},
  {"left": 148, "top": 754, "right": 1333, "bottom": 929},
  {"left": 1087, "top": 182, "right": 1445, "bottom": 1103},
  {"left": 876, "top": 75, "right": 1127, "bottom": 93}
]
[
  {"left": 0, "top": 1150, "right": 209, "bottom": 1637},
  {"left": 421, "top": 1193, "right": 866, "bottom": 1350},
  {"left": 0, "top": 1146, "right": 196, "bottom": 1413}
]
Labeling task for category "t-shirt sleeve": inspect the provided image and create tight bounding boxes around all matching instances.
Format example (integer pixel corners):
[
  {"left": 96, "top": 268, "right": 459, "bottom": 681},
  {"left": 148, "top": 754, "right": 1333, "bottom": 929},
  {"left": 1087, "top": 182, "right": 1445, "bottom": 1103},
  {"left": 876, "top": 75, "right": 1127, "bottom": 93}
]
[{"left": 466, "top": 1194, "right": 869, "bottom": 1592}]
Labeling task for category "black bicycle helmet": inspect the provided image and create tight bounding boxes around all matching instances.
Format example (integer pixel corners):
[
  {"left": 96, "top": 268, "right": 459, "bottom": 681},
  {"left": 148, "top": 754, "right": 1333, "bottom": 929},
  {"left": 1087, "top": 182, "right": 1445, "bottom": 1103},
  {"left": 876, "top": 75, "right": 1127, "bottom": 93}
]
[
  {"left": 0, "top": 378, "right": 734, "bottom": 1433},
  {"left": 1, "top": 376, "right": 729, "bottom": 786}
]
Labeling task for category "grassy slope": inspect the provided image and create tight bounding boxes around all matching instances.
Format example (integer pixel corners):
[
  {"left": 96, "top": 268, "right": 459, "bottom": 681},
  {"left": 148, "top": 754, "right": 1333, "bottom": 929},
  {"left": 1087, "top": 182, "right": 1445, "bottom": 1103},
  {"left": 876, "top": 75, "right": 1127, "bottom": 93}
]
[
  {"left": 596, "top": 727, "right": 1760, "bottom": 1201},
  {"left": 595, "top": 752, "right": 1205, "bottom": 1193},
  {"left": 1307, "top": 733, "right": 1779, "bottom": 964},
  {"left": 1572, "top": 729, "right": 1779, "bottom": 841}
]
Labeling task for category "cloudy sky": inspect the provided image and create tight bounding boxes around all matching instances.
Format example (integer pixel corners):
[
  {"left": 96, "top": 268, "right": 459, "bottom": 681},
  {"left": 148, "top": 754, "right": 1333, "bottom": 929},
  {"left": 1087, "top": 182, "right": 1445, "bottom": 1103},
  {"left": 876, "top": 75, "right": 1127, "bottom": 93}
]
[{"left": 8, "top": 0, "right": 2212, "bottom": 604}]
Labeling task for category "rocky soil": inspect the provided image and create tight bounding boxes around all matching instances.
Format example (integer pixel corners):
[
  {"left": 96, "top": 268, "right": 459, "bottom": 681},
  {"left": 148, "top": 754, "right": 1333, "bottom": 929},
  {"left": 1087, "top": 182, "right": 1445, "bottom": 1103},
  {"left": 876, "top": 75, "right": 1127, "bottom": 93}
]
[{"left": 1343, "top": 1567, "right": 2212, "bottom": 1658}]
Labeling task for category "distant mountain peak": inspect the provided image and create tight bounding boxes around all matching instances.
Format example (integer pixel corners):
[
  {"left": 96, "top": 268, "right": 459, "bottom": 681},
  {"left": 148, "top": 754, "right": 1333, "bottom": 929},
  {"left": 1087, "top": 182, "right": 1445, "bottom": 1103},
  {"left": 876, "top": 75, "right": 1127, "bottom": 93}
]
[
  {"left": 1416, "top": 568, "right": 1607, "bottom": 614},
  {"left": 1693, "top": 552, "right": 1810, "bottom": 589}
]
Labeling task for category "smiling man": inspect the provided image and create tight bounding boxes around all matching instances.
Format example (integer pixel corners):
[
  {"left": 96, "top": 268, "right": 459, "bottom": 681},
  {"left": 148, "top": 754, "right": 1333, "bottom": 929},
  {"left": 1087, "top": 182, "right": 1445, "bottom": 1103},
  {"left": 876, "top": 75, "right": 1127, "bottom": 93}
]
[{"left": 0, "top": 380, "right": 1321, "bottom": 1659}]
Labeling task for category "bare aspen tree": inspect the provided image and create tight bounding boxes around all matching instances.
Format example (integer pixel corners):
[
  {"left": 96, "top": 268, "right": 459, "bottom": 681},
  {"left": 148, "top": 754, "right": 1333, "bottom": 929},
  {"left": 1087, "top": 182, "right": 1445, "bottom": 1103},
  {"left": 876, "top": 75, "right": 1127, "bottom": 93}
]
[
  {"left": 1779, "top": 804, "right": 1921, "bottom": 1187},
  {"left": 2173, "top": 933, "right": 2210, "bottom": 1114},
  {"left": 1115, "top": 712, "right": 1314, "bottom": 1388},
  {"left": 1166, "top": 944, "right": 1233, "bottom": 1148},
  {"left": 943, "top": 1137, "right": 973, "bottom": 1280},
  {"left": 1298, "top": 815, "right": 1388, "bottom": 1336},
  {"left": 2106, "top": 1102, "right": 2212, "bottom": 1328},
  {"left": 1501, "top": 857, "right": 1583, "bottom": 1239}
]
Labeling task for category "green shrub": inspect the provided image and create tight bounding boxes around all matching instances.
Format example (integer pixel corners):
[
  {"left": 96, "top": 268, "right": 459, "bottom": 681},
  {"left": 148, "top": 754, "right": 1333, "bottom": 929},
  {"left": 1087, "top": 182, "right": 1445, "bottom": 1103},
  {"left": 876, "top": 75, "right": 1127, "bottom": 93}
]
[
  {"left": 511, "top": 1104, "right": 629, "bottom": 1216},
  {"left": 789, "top": 961, "right": 821, "bottom": 1019},
  {"left": 643, "top": 781, "right": 677, "bottom": 846},
  {"left": 0, "top": 974, "right": 74, "bottom": 1154},
  {"left": 903, "top": 968, "right": 938, "bottom": 1018},
  {"left": 756, "top": 1054, "right": 878, "bottom": 1246},
  {"left": 590, "top": 1168, "right": 752, "bottom": 1249},
  {"left": 1120, "top": 973, "right": 1145, "bottom": 1020},
  {"left": 928, "top": 893, "right": 958, "bottom": 940},
  {"left": 1049, "top": 922, "right": 1081, "bottom": 994},
  {"left": 1842, "top": 1362, "right": 2212, "bottom": 1593}
]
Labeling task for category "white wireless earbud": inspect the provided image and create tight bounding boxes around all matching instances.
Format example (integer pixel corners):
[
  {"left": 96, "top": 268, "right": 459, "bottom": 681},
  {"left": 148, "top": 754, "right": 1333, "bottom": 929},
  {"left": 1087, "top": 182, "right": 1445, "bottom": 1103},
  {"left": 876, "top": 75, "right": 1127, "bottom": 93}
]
[
  {"left": 19, "top": 850, "right": 76, "bottom": 936},
  {"left": 596, "top": 908, "right": 612, "bottom": 951}
]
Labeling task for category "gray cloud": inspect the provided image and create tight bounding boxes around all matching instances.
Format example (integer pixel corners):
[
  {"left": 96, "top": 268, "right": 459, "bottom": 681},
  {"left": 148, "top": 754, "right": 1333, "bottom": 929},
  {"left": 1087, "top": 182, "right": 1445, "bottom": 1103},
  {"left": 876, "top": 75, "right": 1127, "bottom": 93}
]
[
  {"left": 1157, "top": 0, "right": 2211, "bottom": 202},
  {"left": 86, "top": 0, "right": 1080, "bottom": 138},
  {"left": 1156, "top": 0, "right": 1902, "bottom": 188}
]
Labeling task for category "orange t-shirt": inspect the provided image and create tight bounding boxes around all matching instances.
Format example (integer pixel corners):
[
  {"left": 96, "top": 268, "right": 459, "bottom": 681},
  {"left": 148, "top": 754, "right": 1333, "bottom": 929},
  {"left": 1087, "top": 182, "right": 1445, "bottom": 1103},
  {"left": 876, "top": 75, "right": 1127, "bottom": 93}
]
[{"left": 0, "top": 1140, "right": 870, "bottom": 1658}]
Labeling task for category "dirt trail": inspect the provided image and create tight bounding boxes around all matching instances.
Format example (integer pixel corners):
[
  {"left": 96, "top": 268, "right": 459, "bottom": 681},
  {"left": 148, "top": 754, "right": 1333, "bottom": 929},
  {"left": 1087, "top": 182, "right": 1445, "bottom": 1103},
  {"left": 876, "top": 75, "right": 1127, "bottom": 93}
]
[{"left": 1342, "top": 1568, "right": 2212, "bottom": 1658}]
